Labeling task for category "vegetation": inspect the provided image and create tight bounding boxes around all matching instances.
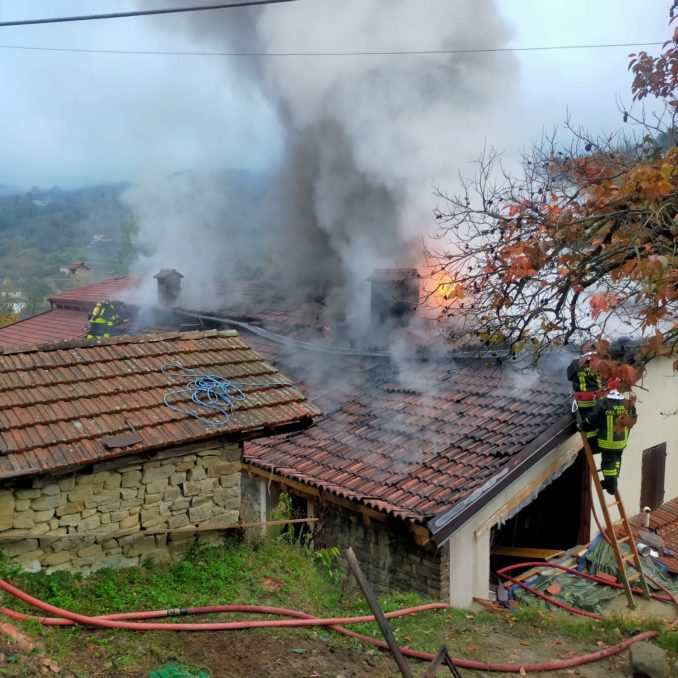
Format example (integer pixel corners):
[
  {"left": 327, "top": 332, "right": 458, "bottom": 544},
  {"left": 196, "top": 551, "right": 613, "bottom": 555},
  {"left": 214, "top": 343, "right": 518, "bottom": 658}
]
[
  {"left": 426, "top": 6, "right": 678, "bottom": 377},
  {"left": 0, "top": 540, "right": 675, "bottom": 676},
  {"left": 0, "top": 185, "right": 133, "bottom": 316}
]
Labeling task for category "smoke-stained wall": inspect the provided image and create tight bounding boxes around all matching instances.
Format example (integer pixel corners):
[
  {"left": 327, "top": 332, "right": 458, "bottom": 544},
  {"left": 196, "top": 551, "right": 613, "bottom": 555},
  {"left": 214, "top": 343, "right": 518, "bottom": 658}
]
[{"left": 129, "top": 0, "right": 519, "bottom": 336}]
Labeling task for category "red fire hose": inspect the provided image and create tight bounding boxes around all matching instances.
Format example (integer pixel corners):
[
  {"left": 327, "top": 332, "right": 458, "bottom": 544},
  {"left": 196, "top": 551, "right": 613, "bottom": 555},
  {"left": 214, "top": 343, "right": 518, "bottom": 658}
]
[{"left": 0, "top": 577, "right": 672, "bottom": 673}]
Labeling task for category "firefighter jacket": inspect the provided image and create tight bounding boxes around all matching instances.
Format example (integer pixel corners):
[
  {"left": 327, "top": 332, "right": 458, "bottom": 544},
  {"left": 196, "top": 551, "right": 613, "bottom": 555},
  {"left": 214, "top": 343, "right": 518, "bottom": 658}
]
[
  {"left": 86, "top": 301, "right": 122, "bottom": 339},
  {"left": 583, "top": 396, "right": 637, "bottom": 451},
  {"left": 566, "top": 357, "right": 605, "bottom": 409}
]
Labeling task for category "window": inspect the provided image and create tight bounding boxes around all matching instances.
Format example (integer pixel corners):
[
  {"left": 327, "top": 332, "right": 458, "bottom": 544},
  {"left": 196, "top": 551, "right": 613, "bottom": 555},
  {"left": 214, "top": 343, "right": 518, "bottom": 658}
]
[{"left": 640, "top": 443, "right": 666, "bottom": 511}]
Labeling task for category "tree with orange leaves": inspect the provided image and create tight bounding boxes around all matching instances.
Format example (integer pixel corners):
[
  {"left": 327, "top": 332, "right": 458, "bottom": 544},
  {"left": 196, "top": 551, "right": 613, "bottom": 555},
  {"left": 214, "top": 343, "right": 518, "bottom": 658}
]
[{"left": 426, "top": 8, "right": 677, "bottom": 377}]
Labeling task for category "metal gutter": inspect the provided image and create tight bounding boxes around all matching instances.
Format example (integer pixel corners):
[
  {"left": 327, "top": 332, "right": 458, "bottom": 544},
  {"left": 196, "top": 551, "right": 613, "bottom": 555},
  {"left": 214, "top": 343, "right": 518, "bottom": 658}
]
[{"left": 426, "top": 413, "right": 576, "bottom": 546}]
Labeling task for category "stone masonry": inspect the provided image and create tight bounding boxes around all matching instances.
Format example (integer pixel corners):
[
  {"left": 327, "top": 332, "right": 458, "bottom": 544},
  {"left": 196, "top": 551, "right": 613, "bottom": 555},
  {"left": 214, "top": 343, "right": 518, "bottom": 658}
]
[
  {"left": 241, "top": 474, "right": 449, "bottom": 600},
  {"left": 0, "top": 442, "right": 241, "bottom": 575}
]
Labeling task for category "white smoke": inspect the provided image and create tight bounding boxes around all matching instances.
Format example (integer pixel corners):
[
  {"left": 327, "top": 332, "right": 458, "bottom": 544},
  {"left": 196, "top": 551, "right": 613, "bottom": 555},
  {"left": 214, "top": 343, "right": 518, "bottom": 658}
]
[{"left": 129, "top": 0, "right": 520, "bottom": 339}]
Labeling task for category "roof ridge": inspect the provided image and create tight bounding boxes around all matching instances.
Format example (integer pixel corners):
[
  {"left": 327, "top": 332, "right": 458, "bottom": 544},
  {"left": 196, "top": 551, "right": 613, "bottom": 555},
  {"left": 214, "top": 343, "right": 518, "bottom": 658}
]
[{"left": 0, "top": 329, "right": 240, "bottom": 356}]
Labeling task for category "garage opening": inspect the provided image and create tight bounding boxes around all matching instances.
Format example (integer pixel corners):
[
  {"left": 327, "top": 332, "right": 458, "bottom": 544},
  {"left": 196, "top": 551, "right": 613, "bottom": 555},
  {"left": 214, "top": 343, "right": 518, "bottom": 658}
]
[{"left": 489, "top": 451, "right": 590, "bottom": 576}]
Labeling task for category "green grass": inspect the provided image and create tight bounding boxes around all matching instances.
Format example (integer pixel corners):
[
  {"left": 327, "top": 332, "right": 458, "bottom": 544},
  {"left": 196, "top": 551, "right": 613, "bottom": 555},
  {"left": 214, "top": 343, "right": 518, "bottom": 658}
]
[{"left": 0, "top": 539, "right": 675, "bottom": 676}]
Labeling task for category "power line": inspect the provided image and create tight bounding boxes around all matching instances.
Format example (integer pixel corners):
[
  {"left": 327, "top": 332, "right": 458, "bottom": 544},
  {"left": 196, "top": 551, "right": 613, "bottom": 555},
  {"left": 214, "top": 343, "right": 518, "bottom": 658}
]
[
  {"left": 0, "top": 0, "right": 297, "bottom": 28},
  {"left": 0, "top": 40, "right": 665, "bottom": 58}
]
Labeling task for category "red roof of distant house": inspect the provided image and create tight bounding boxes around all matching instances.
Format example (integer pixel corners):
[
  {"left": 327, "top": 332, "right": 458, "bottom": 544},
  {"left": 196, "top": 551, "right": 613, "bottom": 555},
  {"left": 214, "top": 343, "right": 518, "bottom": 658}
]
[
  {"left": 0, "top": 310, "right": 88, "bottom": 349},
  {"left": 0, "top": 330, "right": 320, "bottom": 479},
  {"left": 67, "top": 261, "right": 90, "bottom": 272},
  {"left": 630, "top": 496, "right": 678, "bottom": 574},
  {"left": 49, "top": 276, "right": 141, "bottom": 311}
]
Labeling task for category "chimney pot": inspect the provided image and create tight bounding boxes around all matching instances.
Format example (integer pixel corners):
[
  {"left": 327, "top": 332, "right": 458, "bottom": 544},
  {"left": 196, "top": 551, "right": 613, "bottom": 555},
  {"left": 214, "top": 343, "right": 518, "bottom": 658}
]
[
  {"left": 369, "top": 268, "right": 420, "bottom": 328},
  {"left": 154, "top": 268, "right": 184, "bottom": 306}
]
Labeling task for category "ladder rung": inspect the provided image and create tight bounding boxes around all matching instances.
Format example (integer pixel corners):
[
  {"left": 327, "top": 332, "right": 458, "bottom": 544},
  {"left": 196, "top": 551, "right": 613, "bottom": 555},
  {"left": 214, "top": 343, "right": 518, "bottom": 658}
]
[
  {"left": 606, "top": 501, "right": 619, "bottom": 508},
  {"left": 627, "top": 572, "right": 641, "bottom": 582},
  {"left": 622, "top": 554, "right": 635, "bottom": 563},
  {"left": 618, "top": 536, "right": 630, "bottom": 543}
]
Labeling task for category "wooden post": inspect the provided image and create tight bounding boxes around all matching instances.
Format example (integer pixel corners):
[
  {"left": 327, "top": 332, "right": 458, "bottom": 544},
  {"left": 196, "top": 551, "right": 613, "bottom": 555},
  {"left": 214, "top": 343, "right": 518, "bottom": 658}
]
[{"left": 344, "top": 547, "right": 413, "bottom": 678}]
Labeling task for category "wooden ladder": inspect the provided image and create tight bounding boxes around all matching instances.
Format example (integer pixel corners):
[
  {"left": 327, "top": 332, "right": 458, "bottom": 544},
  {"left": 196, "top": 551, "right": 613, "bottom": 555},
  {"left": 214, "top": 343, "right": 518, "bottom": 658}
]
[{"left": 580, "top": 432, "right": 651, "bottom": 608}]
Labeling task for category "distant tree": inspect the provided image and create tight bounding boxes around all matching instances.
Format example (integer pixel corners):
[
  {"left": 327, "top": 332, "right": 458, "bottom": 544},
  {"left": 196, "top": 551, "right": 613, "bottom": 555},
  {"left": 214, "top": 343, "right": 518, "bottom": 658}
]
[
  {"left": 426, "top": 8, "right": 677, "bottom": 380},
  {"left": 0, "top": 276, "right": 20, "bottom": 327},
  {"left": 22, "top": 279, "right": 50, "bottom": 318},
  {"left": 114, "top": 216, "right": 140, "bottom": 275}
]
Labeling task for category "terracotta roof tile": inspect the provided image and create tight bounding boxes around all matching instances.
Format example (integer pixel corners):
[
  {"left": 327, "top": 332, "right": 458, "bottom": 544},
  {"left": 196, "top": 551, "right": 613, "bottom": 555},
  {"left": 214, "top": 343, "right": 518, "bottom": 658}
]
[
  {"left": 0, "top": 309, "right": 89, "bottom": 348},
  {"left": 244, "top": 341, "right": 571, "bottom": 527},
  {"left": 0, "top": 330, "right": 320, "bottom": 478},
  {"left": 48, "top": 276, "right": 141, "bottom": 311},
  {"left": 629, "top": 496, "right": 678, "bottom": 574}
]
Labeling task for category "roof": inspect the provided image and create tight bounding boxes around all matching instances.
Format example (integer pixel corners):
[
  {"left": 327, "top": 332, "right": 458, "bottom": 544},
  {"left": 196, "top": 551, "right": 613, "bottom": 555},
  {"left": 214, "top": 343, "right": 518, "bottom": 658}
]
[
  {"left": 48, "top": 276, "right": 141, "bottom": 311},
  {"left": 0, "top": 330, "right": 320, "bottom": 479},
  {"left": 244, "top": 347, "right": 573, "bottom": 536},
  {"left": 0, "top": 309, "right": 89, "bottom": 349},
  {"left": 630, "top": 496, "right": 678, "bottom": 574}
]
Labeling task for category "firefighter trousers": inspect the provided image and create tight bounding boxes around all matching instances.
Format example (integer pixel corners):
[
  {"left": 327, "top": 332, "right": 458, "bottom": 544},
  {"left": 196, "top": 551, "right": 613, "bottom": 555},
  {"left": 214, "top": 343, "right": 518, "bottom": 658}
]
[{"left": 600, "top": 448, "right": 623, "bottom": 494}]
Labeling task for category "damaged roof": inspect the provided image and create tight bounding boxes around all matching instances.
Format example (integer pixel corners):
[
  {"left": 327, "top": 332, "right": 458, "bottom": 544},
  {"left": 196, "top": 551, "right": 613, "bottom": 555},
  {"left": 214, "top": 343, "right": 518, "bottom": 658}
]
[
  {"left": 244, "top": 342, "right": 573, "bottom": 541},
  {"left": 0, "top": 330, "right": 320, "bottom": 479}
]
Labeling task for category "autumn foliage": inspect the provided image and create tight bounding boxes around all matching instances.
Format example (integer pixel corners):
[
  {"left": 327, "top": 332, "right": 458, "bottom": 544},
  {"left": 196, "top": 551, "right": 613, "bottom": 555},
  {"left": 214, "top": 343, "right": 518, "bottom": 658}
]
[{"left": 426, "top": 8, "right": 678, "bottom": 374}]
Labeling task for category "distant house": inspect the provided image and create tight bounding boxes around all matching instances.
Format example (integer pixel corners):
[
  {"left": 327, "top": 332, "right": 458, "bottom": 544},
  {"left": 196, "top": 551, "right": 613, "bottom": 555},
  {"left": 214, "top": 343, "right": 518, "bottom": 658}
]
[{"left": 0, "top": 330, "right": 319, "bottom": 574}]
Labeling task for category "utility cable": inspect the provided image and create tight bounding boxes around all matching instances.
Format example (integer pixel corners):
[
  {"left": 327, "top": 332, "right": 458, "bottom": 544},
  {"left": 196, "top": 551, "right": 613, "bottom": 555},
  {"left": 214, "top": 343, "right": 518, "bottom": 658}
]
[
  {"left": 0, "top": 1, "right": 297, "bottom": 28},
  {"left": 0, "top": 41, "right": 665, "bottom": 57}
]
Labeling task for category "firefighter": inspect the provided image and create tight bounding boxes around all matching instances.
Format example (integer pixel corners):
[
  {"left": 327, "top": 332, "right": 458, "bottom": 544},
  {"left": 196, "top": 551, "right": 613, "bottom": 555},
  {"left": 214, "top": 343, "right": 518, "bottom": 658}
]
[
  {"left": 86, "top": 300, "right": 128, "bottom": 339},
  {"left": 567, "top": 340, "right": 607, "bottom": 452},
  {"left": 583, "top": 378, "right": 637, "bottom": 495}
]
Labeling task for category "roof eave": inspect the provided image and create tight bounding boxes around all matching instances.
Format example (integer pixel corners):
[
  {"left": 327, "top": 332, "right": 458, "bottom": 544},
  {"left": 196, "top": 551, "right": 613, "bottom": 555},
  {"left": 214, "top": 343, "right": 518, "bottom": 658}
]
[{"left": 427, "top": 413, "right": 576, "bottom": 546}]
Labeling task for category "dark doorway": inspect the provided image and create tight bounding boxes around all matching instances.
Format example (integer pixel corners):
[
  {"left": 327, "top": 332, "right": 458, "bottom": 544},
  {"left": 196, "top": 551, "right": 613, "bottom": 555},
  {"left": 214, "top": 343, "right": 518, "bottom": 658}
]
[
  {"left": 491, "top": 451, "right": 590, "bottom": 555},
  {"left": 640, "top": 443, "right": 666, "bottom": 511}
]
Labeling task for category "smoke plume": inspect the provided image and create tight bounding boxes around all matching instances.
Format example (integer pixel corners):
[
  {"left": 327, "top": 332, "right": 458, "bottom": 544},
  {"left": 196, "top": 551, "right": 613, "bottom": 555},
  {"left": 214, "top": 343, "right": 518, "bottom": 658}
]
[{"left": 129, "top": 0, "right": 519, "bottom": 339}]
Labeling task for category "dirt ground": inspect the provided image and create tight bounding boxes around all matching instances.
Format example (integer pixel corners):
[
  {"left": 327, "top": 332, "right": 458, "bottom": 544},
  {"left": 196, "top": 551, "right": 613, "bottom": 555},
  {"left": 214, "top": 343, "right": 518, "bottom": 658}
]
[{"left": 0, "top": 623, "right": 669, "bottom": 678}]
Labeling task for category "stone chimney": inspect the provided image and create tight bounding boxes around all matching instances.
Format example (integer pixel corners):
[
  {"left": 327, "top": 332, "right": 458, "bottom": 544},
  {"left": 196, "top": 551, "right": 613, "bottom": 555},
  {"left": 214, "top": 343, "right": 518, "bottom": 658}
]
[
  {"left": 154, "top": 268, "right": 184, "bottom": 306},
  {"left": 369, "top": 268, "right": 420, "bottom": 328}
]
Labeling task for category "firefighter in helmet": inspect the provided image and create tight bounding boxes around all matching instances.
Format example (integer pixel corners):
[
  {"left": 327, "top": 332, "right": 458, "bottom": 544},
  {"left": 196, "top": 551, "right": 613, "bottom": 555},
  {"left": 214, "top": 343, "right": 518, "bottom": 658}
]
[
  {"left": 583, "top": 377, "right": 637, "bottom": 495},
  {"left": 86, "top": 300, "right": 128, "bottom": 339},
  {"left": 567, "top": 340, "right": 607, "bottom": 452}
]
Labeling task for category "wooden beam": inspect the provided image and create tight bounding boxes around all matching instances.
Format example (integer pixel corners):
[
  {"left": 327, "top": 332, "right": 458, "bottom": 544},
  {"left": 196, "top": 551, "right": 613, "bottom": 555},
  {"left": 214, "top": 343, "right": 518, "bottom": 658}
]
[
  {"left": 489, "top": 546, "right": 564, "bottom": 561},
  {"left": 243, "top": 463, "right": 319, "bottom": 497},
  {"left": 474, "top": 438, "right": 580, "bottom": 538},
  {"left": 243, "top": 463, "right": 433, "bottom": 545}
]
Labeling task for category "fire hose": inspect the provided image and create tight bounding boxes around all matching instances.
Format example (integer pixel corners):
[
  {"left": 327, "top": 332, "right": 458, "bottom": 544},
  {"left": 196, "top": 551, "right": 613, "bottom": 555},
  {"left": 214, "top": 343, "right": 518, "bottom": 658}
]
[{"left": 0, "top": 577, "right": 673, "bottom": 673}]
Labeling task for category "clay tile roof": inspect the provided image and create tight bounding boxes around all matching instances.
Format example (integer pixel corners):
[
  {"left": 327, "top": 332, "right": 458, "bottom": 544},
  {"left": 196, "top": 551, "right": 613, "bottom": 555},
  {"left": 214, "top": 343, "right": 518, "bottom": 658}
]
[
  {"left": 630, "top": 496, "right": 678, "bottom": 574},
  {"left": 0, "top": 330, "right": 321, "bottom": 479},
  {"left": 0, "top": 309, "right": 89, "bottom": 349},
  {"left": 244, "top": 349, "right": 572, "bottom": 531},
  {"left": 368, "top": 268, "right": 420, "bottom": 282},
  {"left": 48, "top": 276, "right": 141, "bottom": 311}
]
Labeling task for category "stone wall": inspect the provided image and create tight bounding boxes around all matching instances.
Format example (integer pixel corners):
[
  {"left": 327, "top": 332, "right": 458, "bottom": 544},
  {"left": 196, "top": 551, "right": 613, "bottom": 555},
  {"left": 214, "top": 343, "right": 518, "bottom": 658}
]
[
  {"left": 0, "top": 442, "right": 241, "bottom": 574},
  {"left": 316, "top": 501, "right": 449, "bottom": 600},
  {"left": 241, "top": 476, "right": 449, "bottom": 600}
]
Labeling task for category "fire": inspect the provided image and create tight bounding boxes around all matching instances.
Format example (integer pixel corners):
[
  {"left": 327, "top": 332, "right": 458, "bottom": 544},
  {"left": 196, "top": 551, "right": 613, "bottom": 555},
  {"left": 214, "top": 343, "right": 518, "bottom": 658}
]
[{"left": 423, "top": 272, "right": 465, "bottom": 309}]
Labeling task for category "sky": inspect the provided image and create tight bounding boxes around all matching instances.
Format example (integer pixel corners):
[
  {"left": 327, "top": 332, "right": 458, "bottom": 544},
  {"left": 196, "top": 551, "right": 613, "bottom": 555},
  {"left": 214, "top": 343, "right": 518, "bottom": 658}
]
[{"left": 0, "top": 0, "right": 670, "bottom": 190}]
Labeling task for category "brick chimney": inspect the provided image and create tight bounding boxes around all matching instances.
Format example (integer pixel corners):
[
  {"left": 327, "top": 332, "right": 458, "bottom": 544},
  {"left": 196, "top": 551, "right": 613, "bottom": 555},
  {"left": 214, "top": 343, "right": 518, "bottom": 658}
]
[
  {"left": 369, "top": 268, "right": 420, "bottom": 328},
  {"left": 154, "top": 268, "right": 184, "bottom": 306}
]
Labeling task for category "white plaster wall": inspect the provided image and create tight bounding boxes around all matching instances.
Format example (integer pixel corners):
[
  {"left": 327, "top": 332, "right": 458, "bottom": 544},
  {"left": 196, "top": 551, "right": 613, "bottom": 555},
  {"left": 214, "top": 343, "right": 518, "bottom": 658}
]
[
  {"left": 447, "top": 436, "right": 580, "bottom": 608},
  {"left": 614, "top": 357, "right": 678, "bottom": 516}
]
